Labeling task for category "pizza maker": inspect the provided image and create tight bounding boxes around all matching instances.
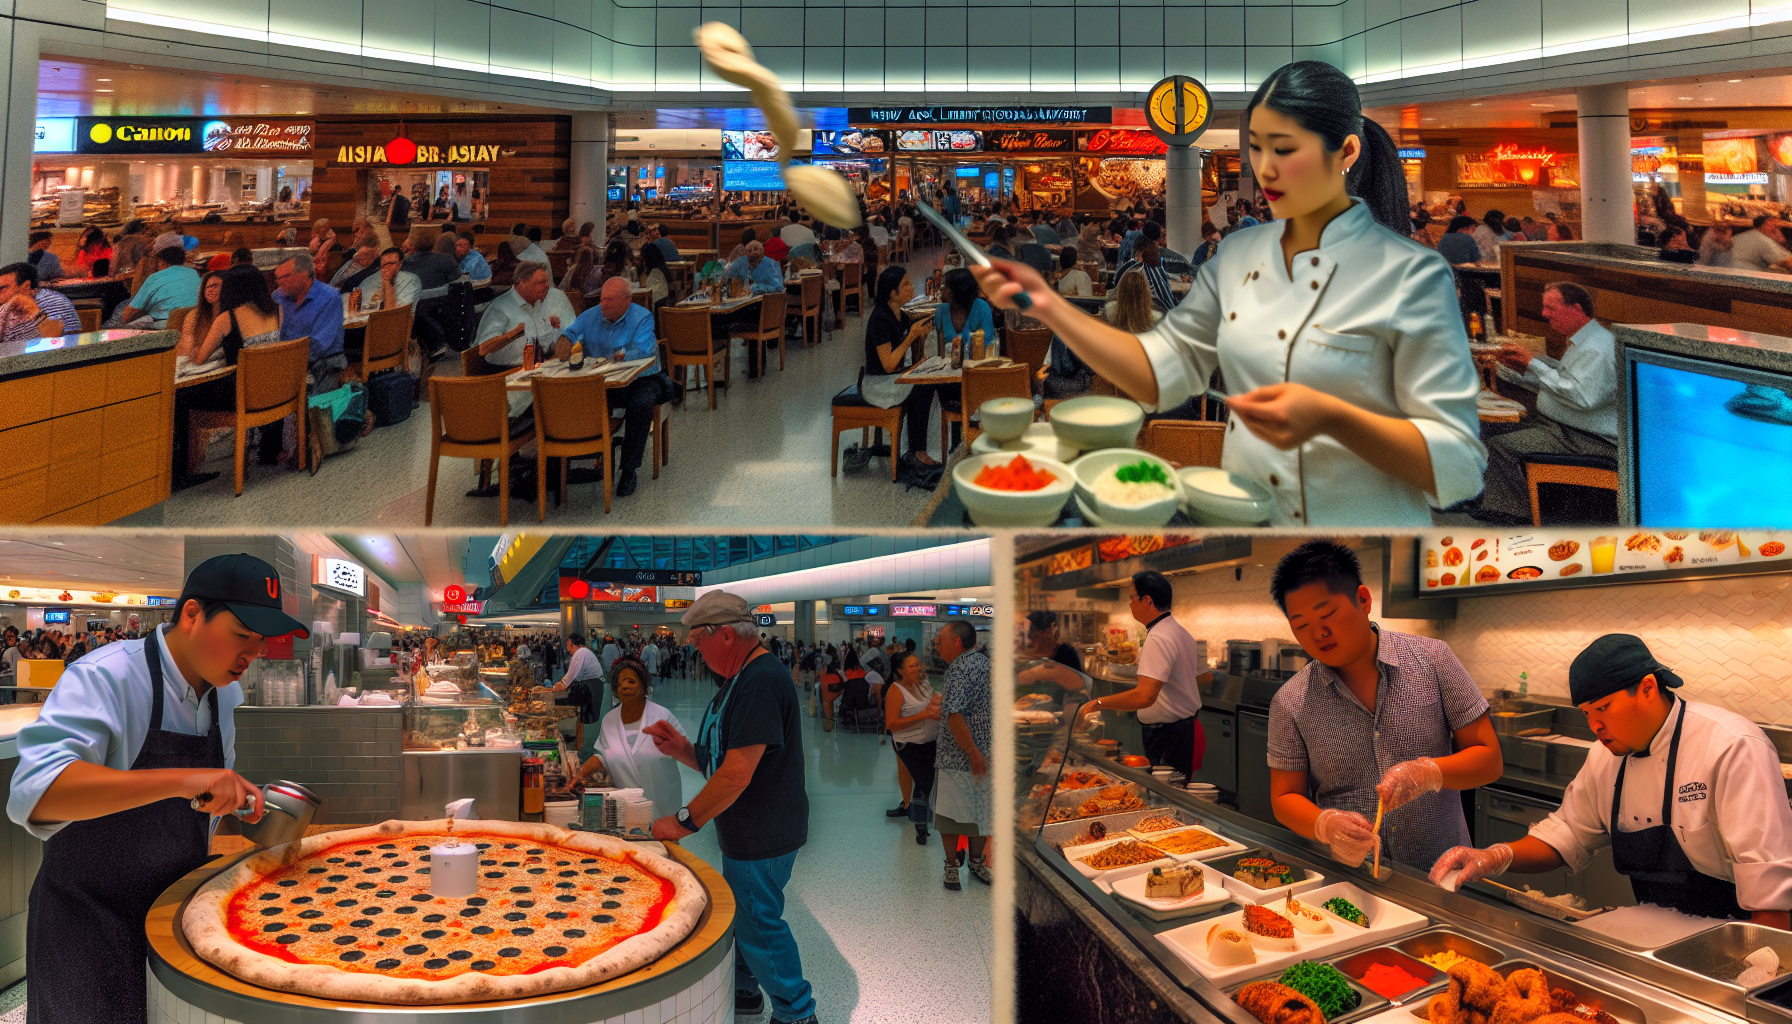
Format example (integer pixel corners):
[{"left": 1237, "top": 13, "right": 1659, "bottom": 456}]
[{"left": 191, "top": 780, "right": 324, "bottom": 848}]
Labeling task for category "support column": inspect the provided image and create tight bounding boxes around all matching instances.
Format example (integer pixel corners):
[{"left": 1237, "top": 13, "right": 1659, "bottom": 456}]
[
  {"left": 793, "top": 601, "right": 816, "bottom": 645},
  {"left": 560, "top": 600, "right": 587, "bottom": 642},
  {"left": 1577, "top": 84, "right": 1635, "bottom": 245},
  {"left": 568, "top": 113, "right": 610, "bottom": 234},
  {"left": 0, "top": 18, "right": 39, "bottom": 261},
  {"left": 1165, "top": 145, "right": 1204, "bottom": 255},
  {"left": 1675, "top": 129, "right": 1707, "bottom": 224}
]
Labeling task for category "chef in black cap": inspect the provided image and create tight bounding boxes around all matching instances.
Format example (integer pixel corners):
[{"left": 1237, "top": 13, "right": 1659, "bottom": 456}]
[
  {"left": 6, "top": 553, "right": 309, "bottom": 1023},
  {"left": 1430, "top": 634, "right": 1792, "bottom": 927}
]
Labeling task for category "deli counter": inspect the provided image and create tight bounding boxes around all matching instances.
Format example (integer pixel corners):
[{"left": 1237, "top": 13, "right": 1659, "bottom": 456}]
[{"left": 1013, "top": 706, "right": 1792, "bottom": 1024}]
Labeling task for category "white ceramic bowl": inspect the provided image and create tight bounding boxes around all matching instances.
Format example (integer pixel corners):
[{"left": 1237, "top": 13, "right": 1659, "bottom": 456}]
[
  {"left": 1049, "top": 395, "right": 1145, "bottom": 452},
  {"left": 1177, "top": 466, "right": 1276, "bottom": 525},
  {"left": 952, "top": 452, "right": 1075, "bottom": 528},
  {"left": 978, "top": 396, "right": 1036, "bottom": 443},
  {"left": 1072, "top": 448, "right": 1181, "bottom": 528}
]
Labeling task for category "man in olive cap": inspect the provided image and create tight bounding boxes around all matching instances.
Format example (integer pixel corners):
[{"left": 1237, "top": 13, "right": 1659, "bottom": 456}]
[
  {"left": 643, "top": 590, "right": 816, "bottom": 1024},
  {"left": 1430, "top": 634, "right": 1792, "bottom": 925}
]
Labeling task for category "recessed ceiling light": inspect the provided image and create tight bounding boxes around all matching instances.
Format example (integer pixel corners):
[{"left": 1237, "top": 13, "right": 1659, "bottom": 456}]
[
  {"left": 1470, "top": 102, "right": 1482, "bottom": 107},
  {"left": 95, "top": 89, "right": 113, "bottom": 93},
  {"left": 1729, "top": 79, "right": 1742, "bottom": 83},
  {"left": 1679, "top": 96, "right": 1694, "bottom": 100},
  {"left": 96, "top": 78, "right": 111, "bottom": 82}
]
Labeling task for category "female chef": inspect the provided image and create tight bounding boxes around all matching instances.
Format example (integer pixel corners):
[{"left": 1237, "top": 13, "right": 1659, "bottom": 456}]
[
  {"left": 570, "top": 656, "right": 688, "bottom": 820},
  {"left": 1431, "top": 635, "right": 1792, "bottom": 926},
  {"left": 971, "top": 60, "right": 1485, "bottom": 526}
]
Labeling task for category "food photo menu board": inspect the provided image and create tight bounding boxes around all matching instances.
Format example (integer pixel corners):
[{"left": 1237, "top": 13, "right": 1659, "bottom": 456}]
[{"left": 1417, "top": 529, "right": 1790, "bottom": 597}]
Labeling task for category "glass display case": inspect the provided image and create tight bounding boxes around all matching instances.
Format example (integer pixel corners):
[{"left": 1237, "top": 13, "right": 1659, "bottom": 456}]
[{"left": 402, "top": 701, "right": 518, "bottom": 752}]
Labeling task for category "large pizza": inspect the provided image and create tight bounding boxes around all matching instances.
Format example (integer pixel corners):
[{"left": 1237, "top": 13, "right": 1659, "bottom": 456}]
[{"left": 183, "top": 819, "right": 708, "bottom": 1004}]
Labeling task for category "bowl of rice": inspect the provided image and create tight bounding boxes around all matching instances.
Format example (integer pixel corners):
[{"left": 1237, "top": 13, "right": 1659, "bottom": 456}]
[
  {"left": 1178, "top": 467, "right": 1275, "bottom": 525},
  {"left": 1049, "top": 396, "right": 1145, "bottom": 452},
  {"left": 952, "top": 452, "right": 1076, "bottom": 527},
  {"left": 1071, "top": 449, "right": 1182, "bottom": 527}
]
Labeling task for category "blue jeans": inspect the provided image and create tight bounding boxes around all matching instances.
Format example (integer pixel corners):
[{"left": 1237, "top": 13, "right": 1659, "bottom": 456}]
[{"left": 723, "top": 851, "right": 815, "bottom": 1022}]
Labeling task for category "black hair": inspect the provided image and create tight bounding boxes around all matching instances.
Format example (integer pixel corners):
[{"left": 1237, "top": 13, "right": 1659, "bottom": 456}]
[
  {"left": 1269, "top": 539, "right": 1364, "bottom": 612},
  {"left": 380, "top": 246, "right": 403, "bottom": 260},
  {"left": 740, "top": 227, "right": 756, "bottom": 245},
  {"left": 459, "top": 231, "right": 476, "bottom": 244},
  {"left": 874, "top": 265, "right": 909, "bottom": 306},
  {"left": 943, "top": 620, "right": 978, "bottom": 650},
  {"left": 843, "top": 647, "right": 862, "bottom": 671},
  {"left": 943, "top": 267, "right": 980, "bottom": 315},
  {"left": 1059, "top": 246, "right": 1079, "bottom": 270},
  {"left": 156, "top": 246, "right": 188, "bottom": 266},
  {"left": 1544, "top": 281, "right": 1595, "bottom": 318},
  {"left": 1243, "top": 61, "right": 1408, "bottom": 233},
  {"left": 512, "top": 222, "right": 529, "bottom": 235},
  {"left": 1504, "top": 217, "right": 1522, "bottom": 234},
  {"left": 1026, "top": 610, "right": 1058, "bottom": 632},
  {"left": 888, "top": 649, "right": 921, "bottom": 679},
  {"left": 230, "top": 247, "right": 254, "bottom": 265},
  {"left": 526, "top": 226, "right": 543, "bottom": 243},
  {"left": 0, "top": 262, "right": 37, "bottom": 288},
  {"left": 567, "top": 633, "right": 586, "bottom": 647},
  {"left": 1483, "top": 210, "right": 1506, "bottom": 230},
  {"left": 173, "top": 595, "right": 235, "bottom": 624},
  {"left": 639, "top": 240, "right": 669, "bottom": 280},
  {"left": 28, "top": 231, "right": 51, "bottom": 247},
  {"left": 1141, "top": 220, "right": 1162, "bottom": 241},
  {"left": 1131, "top": 571, "right": 1173, "bottom": 613},
  {"left": 218, "top": 264, "right": 278, "bottom": 317},
  {"left": 1446, "top": 215, "right": 1478, "bottom": 234}
]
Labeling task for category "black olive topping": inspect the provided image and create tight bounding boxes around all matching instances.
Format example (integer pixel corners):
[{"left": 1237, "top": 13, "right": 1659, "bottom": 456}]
[
  {"left": 263, "top": 923, "right": 286, "bottom": 932},
  {"left": 546, "top": 911, "right": 568, "bottom": 920},
  {"left": 332, "top": 935, "right": 356, "bottom": 946},
  {"left": 579, "top": 858, "right": 597, "bottom": 865},
  {"left": 388, "top": 876, "right": 409, "bottom": 884},
  {"left": 510, "top": 886, "right": 531, "bottom": 894},
  {"left": 354, "top": 883, "right": 377, "bottom": 890},
  {"left": 584, "top": 869, "right": 603, "bottom": 875},
  {"left": 376, "top": 927, "right": 401, "bottom": 937},
  {"left": 394, "top": 906, "right": 417, "bottom": 915},
  {"left": 307, "top": 923, "right": 333, "bottom": 933},
  {"left": 423, "top": 914, "right": 446, "bottom": 923},
  {"left": 468, "top": 897, "right": 488, "bottom": 906},
  {"left": 375, "top": 890, "right": 397, "bottom": 898},
  {"left": 344, "top": 861, "right": 362, "bottom": 868},
  {"left": 411, "top": 894, "right": 434, "bottom": 902},
  {"left": 563, "top": 928, "right": 587, "bottom": 938},
  {"left": 423, "top": 958, "right": 450, "bottom": 970},
  {"left": 290, "top": 896, "right": 313, "bottom": 904},
  {"left": 543, "top": 946, "right": 568, "bottom": 956},
  {"left": 391, "top": 860, "right": 408, "bottom": 867},
  {"left": 498, "top": 947, "right": 521, "bottom": 957},
  {"left": 378, "top": 844, "right": 396, "bottom": 849},
  {"left": 325, "top": 876, "right": 346, "bottom": 884},
  {"left": 556, "top": 883, "right": 575, "bottom": 890},
  {"left": 556, "top": 895, "right": 577, "bottom": 903},
  {"left": 592, "top": 914, "right": 615, "bottom": 923},
  {"left": 475, "top": 843, "right": 491, "bottom": 850},
  {"left": 376, "top": 958, "right": 402, "bottom": 969},
  {"left": 527, "top": 868, "right": 546, "bottom": 875},
  {"left": 602, "top": 887, "right": 624, "bottom": 895},
  {"left": 613, "top": 876, "right": 631, "bottom": 883},
  {"left": 278, "top": 879, "right": 298, "bottom": 887},
  {"left": 504, "top": 912, "right": 527, "bottom": 921},
  {"left": 276, "top": 934, "right": 301, "bottom": 944},
  {"left": 503, "top": 843, "right": 519, "bottom": 849},
  {"left": 306, "top": 867, "right": 326, "bottom": 875},
  {"left": 412, "top": 844, "right": 430, "bottom": 851},
  {"left": 326, "top": 857, "right": 345, "bottom": 864},
  {"left": 527, "top": 849, "right": 545, "bottom": 855},
  {"left": 484, "top": 872, "right": 504, "bottom": 879},
  {"left": 317, "top": 886, "right": 339, "bottom": 894},
  {"left": 339, "top": 950, "right": 365, "bottom": 962},
  {"left": 501, "top": 861, "right": 520, "bottom": 868},
  {"left": 350, "top": 919, "right": 373, "bottom": 928},
  {"left": 512, "top": 927, "right": 535, "bottom": 936},
  {"left": 260, "top": 907, "right": 282, "bottom": 917},
  {"left": 480, "top": 859, "right": 497, "bottom": 866},
  {"left": 422, "top": 929, "right": 446, "bottom": 939},
  {"left": 471, "top": 926, "right": 495, "bottom": 935},
  {"left": 516, "top": 900, "right": 536, "bottom": 908},
  {"left": 471, "top": 960, "right": 496, "bottom": 970},
  {"left": 403, "top": 944, "right": 428, "bottom": 955},
  {"left": 459, "top": 908, "right": 481, "bottom": 917},
  {"left": 259, "top": 892, "right": 281, "bottom": 900},
  {"left": 558, "top": 870, "right": 578, "bottom": 878},
  {"left": 601, "top": 901, "right": 621, "bottom": 909},
  {"left": 298, "top": 910, "right": 324, "bottom": 919},
  {"left": 335, "top": 899, "right": 358, "bottom": 908}
]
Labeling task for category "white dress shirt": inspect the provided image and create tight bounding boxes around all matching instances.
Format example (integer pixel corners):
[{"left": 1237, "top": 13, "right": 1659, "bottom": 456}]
[
  {"left": 7, "top": 626, "right": 241, "bottom": 841},
  {"left": 1522, "top": 319, "right": 1618, "bottom": 442},
  {"left": 1057, "top": 269, "right": 1093, "bottom": 297},
  {"left": 358, "top": 270, "right": 421, "bottom": 310},
  {"left": 561, "top": 645, "right": 600, "bottom": 686},
  {"left": 1135, "top": 614, "right": 1205, "bottom": 725},
  {"left": 475, "top": 286, "right": 577, "bottom": 367},
  {"left": 1531, "top": 698, "right": 1792, "bottom": 912},
  {"left": 1137, "top": 198, "right": 1486, "bottom": 525}
]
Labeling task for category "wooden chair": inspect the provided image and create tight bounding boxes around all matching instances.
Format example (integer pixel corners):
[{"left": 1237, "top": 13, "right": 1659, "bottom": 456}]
[
  {"left": 426, "top": 374, "right": 533, "bottom": 526},
  {"left": 1006, "top": 327, "right": 1052, "bottom": 383},
  {"left": 343, "top": 304, "right": 413, "bottom": 384},
  {"left": 230, "top": 337, "right": 311, "bottom": 496},
  {"left": 943, "top": 362, "right": 1032, "bottom": 450},
  {"left": 797, "top": 274, "right": 824, "bottom": 347},
  {"left": 1524, "top": 454, "right": 1620, "bottom": 526},
  {"left": 461, "top": 348, "right": 502, "bottom": 379},
  {"left": 77, "top": 307, "right": 101, "bottom": 332},
  {"left": 840, "top": 262, "right": 865, "bottom": 317},
  {"left": 731, "top": 292, "right": 790, "bottom": 374},
  {"left": 530, "top": 374, "right": 623, "bottom": 517},
  {"left": 663, "top": 307, "right": 729, "bottom": 409},
  {"left": 1141, "top": 419, "right": 1225, "bottom": 468},
  {"left": 652, "top": 342, "right": 673, "bottom": 475},
  {"left": 39, "top": 319, "right": 64, "bottom": 337},
  {"left": 831, "top": 370, "right": 904, "bottom": 481},
  {"left": 166, "top": 306, "right": 193, "bottom": 336}
]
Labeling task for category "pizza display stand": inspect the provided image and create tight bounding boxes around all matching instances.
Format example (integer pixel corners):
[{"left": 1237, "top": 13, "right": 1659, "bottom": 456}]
[{"left": 147, "top": 842, "right": 736, "bottom": 1024}]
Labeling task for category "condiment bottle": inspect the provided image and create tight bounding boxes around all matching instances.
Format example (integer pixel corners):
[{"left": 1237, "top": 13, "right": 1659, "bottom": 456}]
[{"left": 970, "top": 328, "right": 985, "bottom": 362}]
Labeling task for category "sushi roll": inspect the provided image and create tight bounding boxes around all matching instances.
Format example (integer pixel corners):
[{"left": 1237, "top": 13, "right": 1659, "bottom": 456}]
[
  {"left": 1284, "top": 897, "right": 1334, "bottom": 936},
  {"left": 1206, "top": 925, "right": 1258, "bottom": 966}
]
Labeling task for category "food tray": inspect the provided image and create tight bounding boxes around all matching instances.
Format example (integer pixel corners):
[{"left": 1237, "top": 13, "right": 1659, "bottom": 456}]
[
  {"left": 1098, "top": 861, "right": 1237, "bottom": 921},
  {"left": 1747, "top": 974, "right": 1792, "bottom": 1024},
  {"left": 1392, "top": 928, "right": 1509, "bottom": 971},
  {"left": 1570, "top": 901, "right": 1725, "bottom": 950},
  {"left": 1329, "top": 946, "right": 1446, "bottom": 1006},
  {"left": 1041, "top": 806, "right": 1194, "bottom": 849},
  {"left": 1226, "top": 968, "right": 1391, "bottom": 1024},
  {"left": 1653, "top": 922, "right": 1792, "bottom": 992},
  {"left": 1061, "top": 836, "right": 1174, "bottom": 879},
  {"left": 1207, "top": 849, "right": 1326, "bottom": 904},
  {"left": 1157, "top": 884, "right": 1426, "bottom": 988},
  {"left": 1491, "top": 960, "right": 1646, "bottom": 1024},
  {"left": 1048, "top": 779, "right": 1145, "bottom": 818},
  {"left": 1121, "top": 809, "right": 1209, "bottom": 842},
  {"left": 1131, "top": 825, "right": 1251, "bottom": 863}
]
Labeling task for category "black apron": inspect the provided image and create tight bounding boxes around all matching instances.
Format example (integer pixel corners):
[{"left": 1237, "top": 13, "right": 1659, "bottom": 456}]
[
  {"left": 1609, "top": 699, "right": 1749, "bottom": 921},
  {"left": 27, "top": 629, "right": 225, "bottom": 1024}
]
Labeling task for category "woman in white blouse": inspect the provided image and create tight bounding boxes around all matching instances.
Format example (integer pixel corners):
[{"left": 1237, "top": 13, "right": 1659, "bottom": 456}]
[
  {"left": 570, "top": 656, "right": 686, "bottom": 819},
  {"left": 972, "top": 61, "right": 1484, "bottom": 527}
]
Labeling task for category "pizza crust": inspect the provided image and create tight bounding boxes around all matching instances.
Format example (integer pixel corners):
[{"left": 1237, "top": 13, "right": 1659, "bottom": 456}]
[{"left": 182, "top": 819, "right": 708, "bottom": 1005}]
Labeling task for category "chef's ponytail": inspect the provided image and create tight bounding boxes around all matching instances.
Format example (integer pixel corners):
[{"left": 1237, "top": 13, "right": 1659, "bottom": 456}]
[{"left": 1242, "top": 61, "right": 1411, "bottom": 234}]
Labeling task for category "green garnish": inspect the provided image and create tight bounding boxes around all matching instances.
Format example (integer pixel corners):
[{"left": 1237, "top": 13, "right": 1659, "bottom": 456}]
[
  {"left": 1114, "top": 459, "right": 1171, "bottom": 486},
  {"left": 1279, "top": 961, "right": 1362, "bottom": 1019},
  {"left": 1323, "top": 897, "right": 1367, "bottom": 926}
]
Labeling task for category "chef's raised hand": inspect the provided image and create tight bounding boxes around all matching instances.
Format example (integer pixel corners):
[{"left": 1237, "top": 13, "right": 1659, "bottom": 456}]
[
  {"left": 1224, "top": 382, "right": 1340, "bottom": 450},
  {"left": 183, "top": 768, "right": 266, "bottom": 823},
  {"left": 642, "top": 720, "right": 694, "bottom": 763},
  {"left": 971, "top": 261, "right": 1053, "bottom": 315},
  {"left": 1429, "top": 843, "right": 1514, "bottom": 891},
  {"left": 1377, "top": 757, "right": 1444, "bottom": 814},
  {"left": 1312, "top": 807, "right": 1379, "bottom": 867}
]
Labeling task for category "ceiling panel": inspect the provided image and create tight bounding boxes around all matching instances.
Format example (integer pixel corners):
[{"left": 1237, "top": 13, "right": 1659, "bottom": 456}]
[{"left": 0, "top": 535, "right": 185, "bottom": 595}]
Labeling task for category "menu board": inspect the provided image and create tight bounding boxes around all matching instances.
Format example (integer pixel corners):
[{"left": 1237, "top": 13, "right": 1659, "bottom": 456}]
[
  {"left": 1418, "top": 529, "right": 1788, "bottom": 596},
  {"left": 722, "top": 130, "right": 779, "bottom": 161},
  {"left": 895, "top": 129, "right": 982, "bottom": 152}
]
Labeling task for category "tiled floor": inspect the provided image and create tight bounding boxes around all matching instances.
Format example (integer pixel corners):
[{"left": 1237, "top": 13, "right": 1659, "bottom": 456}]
[
  {"left": 651, "top": 664, "right": 994, "bottom": 1024},
  {"left": 130, "top": 250, "right": 954, "bottom": 529}
]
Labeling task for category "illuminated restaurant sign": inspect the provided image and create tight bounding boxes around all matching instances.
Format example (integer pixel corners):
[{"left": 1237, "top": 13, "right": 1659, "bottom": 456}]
[
  {"left": 441, "top": 600, "right": 485, "bottom": 615},
  {"left": 852, "top": 107, "right": 1109, "bottom": 125},
  {"left": 983, "top": 129, "right": 1073, "bottom": 152},
  {"left": 1080, "top": 129, "right": 1169, "bottom": 156},
  {"left": 74, "top": 117, "right": 315, "bottom": 155},
  {"left": 890, "top": 603, "right": 938, "bottom": 617},
  {"left": 895, "top": 129, "right": 982, "bottom": 152},
  {"left": 1456, "top": 144, "right": 1567, "bottom": 188},
  {"left": 333, "top": 138, "right": 505, "bottom": 165}
]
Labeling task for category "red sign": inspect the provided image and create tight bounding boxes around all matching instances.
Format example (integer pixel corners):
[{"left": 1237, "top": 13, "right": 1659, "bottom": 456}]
[
  {"left": 443, "top": 584, "right": 466, "bottom": 604},
  {"left": 442, "top": 600, "right": 484, "bottom": 615},
  {"left": 1081, "top": 129, "right": 1168, "bottom": 155},
  {"left": 984, "top": 129, "right": 1074, "bottom": 152},
  {"left": 556, "top": 578, "right": 655, "bottom": 603},
  {"left": 566, "top": 579, "right": 591, "bottom": 600}
]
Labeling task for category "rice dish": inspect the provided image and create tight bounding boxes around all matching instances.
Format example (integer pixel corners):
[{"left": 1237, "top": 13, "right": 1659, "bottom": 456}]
[
  {"left": 1093, "top": 460, "right": 1176, "bottom": 509},
  {"left": 1183, "top": 467, "right": 1255, "bottom": 499}
]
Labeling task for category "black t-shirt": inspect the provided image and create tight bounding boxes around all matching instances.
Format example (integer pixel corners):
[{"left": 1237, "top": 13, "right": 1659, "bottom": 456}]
[
  {"left": 1051, "top": 642, "right": 1083, "bottom": 673},
  {"left": 699, "top": 653, "right": 808, "bottom": 860},
  {"left": 389, "top": 193, "right": 411, "bottom": 224},
  {"left": 863, "top": 303, "right": 913, "bottom": 379}
]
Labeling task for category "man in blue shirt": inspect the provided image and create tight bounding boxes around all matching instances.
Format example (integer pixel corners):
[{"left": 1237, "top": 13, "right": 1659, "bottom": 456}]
[
  {"left": 455, "top": 232, "right": 492, "bottom": 283},
  {"left": 115, "top": 246, "right": 200, "bottom": 327},
  {"left": 272, "top": 251, "right": 346, "bottom": 463},
  {"left": 559, "top": 277, "right": 674, "bottom": 497},
  {"left": 719, "top": 241, "right": 785, "bottom": 378}
]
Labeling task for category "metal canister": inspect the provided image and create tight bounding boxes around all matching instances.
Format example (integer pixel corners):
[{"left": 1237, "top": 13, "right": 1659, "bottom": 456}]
[
  {"left": 236, "top": 780, "right": 324, "bottom": 849},
  {"left": 521, "top": 757, "right": 545, "bottom": 815}
]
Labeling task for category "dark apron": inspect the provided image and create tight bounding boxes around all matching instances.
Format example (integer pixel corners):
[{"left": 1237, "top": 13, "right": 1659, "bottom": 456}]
[
  {"left": 27, "top": 629, "right": 224, "bottom": 1024},
  {"left": 1609, "top": 699, "right": 1749, "bottom": 921}
]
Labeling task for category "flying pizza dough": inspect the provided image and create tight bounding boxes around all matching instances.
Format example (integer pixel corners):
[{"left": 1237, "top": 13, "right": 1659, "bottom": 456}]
[{"left": 782, "top": 165, "right": 863, "bottom": 228}]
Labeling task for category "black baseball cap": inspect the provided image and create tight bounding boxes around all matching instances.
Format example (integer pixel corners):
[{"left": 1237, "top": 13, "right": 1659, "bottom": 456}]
[
  {"left": 180, "top": 554, "right": 309, "bottom": 639},
  {"left": 1569, "top": 633, "right": 1683, "bottom": 706}
]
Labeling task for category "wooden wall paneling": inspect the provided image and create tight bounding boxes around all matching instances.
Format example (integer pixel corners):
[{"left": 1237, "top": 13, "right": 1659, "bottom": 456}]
[{"left": 0, "top": 376, "right": 52, "bottom": 432}]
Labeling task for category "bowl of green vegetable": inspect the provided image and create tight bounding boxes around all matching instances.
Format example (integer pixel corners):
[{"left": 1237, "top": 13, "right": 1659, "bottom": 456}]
[{"left": 1071, "top": 449, "right": 1181, "bottom": 527}]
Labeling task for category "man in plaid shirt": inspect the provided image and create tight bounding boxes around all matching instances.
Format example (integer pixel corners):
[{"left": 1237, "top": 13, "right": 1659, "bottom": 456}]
[{"left": 1266, "top": 540, "right": 1503, "bottom": 872}]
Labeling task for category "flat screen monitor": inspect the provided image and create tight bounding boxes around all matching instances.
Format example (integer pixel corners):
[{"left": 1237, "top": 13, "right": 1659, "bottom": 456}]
[
  {"left": 43, "top": 609, "right": 70, "bottom": 624},
  {"left": 606, "top": 185, "right": 623, "bottom": 201},
  {"left": 1629, "top": 349, "right": 1792, "bottom": 526},
  {"left": 954, "top": 166, "right": 980, "bottom": 179},
  {"left": 723, "top": 160, "right": 790, "bottom": 191}
]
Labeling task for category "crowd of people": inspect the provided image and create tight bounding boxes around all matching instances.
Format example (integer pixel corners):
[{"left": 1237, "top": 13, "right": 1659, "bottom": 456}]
[{"left": 1, "top": 625, "right": 144, "bottom": 677}]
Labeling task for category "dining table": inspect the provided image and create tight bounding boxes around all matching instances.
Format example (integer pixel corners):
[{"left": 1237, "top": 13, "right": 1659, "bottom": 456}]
[{"left": 45, "top": 277, "right": 132, "bottom": 320}]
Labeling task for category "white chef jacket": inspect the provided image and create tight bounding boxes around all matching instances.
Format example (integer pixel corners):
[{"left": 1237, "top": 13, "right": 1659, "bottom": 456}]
[
  {"left": 1530, "top": 698, "right": 1792, "bottom": 912},
  {"left": 1521, "top": 319, "right": 1617, "bottom": 443},
  {"left": 475, "top": 285, "right": 577, "bottom": 367},
  {"left": 8, "top": 625, "right": 242, "bottom": 841},
  {"left": 594, "top": 701, "right": 687, "bottom": 819},
  {"left": 1135, "top": 614, "right": 1204, "bottom": 725},
  {"left": 1138, "top": 198, "right": 1486, "bottom": 525},
  {"left": 560, "top": 645, "right": 600, "bottom": 686}
]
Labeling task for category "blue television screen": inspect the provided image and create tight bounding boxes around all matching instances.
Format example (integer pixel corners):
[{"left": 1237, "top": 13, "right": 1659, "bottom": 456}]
[
  {"left": 984, "top": 171, "right": 999, "bottom": 191},
  {"left": 1631, "top": 356, "right": 1792, "bottom": 525},
  {"left": 724, "top": 160, "right": 789, "bottom": 191},
  {"left": 607, "top": 185, "right": 623, "bottom": 201},
  {"left": 954, "top": 166, "right": 980, "bottom": 179},
  {"left": 44, "top": 609, "right": 70, "bottom": 624}
]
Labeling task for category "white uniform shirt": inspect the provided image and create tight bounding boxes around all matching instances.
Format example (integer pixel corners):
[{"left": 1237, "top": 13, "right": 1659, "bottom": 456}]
[
  {"left": 358, "top": 269, "right": 421, "bottom": 310},
  {"left": 561, "top": 645, "right": 600, "bottom": 685},
  {"left": 1731, "top": 230, "right": 1791, "bottom": 273},
  {"left": 1138, "top": 199, "right": 1486, "bottom": 525},
  {"left": 1522, "top": 319, "right": 1618, "bottom": 443},
  {"left": 7, "top": 625, "right": 242, "bottom": 841},
  {"left": 1135, "top": 614, "right": 1205, "bottom": 725},
  {"left": 1530, "top": 699, "right": 1792, "bottom": 912},
  {"left": 475, "top": 286, "right": 577, "bottom": 367}
]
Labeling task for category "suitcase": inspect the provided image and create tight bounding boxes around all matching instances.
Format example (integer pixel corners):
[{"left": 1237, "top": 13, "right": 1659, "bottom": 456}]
[{"left": 366, "top": 371, "right": 416, "bottom": 427}]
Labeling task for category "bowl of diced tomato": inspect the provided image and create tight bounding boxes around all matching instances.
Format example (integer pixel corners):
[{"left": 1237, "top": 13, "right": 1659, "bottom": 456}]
[{"left": 953, "top": 452, "right": 1075, "bottom": 527}]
